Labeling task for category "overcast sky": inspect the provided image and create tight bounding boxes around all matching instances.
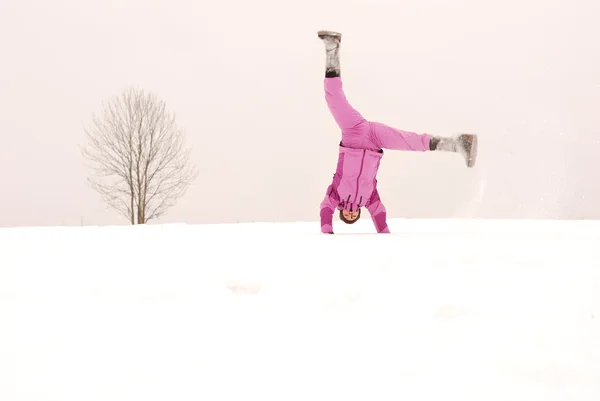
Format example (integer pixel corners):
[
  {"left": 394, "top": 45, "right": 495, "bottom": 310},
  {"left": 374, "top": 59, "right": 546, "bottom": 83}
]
[{"left": 1, "top": 0, "right": 599, "bottom": 227}]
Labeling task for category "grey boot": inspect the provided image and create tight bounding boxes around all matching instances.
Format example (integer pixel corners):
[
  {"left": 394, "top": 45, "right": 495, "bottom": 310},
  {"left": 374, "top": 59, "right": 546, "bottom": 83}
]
[
  {"left": 318, "top": 30, "right": 342, "bottom": 78},
  {"left": 430, "top": 134, "right": 478, "bottom": 168}
]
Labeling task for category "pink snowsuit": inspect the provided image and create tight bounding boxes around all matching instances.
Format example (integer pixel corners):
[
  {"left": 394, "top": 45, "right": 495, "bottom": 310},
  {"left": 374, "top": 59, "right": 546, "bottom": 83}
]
[{"left": 320, "top": 77, "right": 432, "bottom": 233}]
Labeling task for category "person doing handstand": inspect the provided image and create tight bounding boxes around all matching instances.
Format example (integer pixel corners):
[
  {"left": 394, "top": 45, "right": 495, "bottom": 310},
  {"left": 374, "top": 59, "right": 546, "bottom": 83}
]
[{"left": 317, "top": 30, "right": 477, "bottom": 234}]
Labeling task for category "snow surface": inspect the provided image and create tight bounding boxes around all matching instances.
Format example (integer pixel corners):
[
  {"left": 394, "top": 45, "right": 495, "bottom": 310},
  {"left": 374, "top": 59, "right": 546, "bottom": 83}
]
[{"left": 2, "top": 218, "right": 600, "bottom": 401}]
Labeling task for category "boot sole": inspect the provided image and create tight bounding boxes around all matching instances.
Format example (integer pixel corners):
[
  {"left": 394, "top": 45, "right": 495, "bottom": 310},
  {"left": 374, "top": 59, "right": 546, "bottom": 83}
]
[
  {"left": 467, "top": 134, "right": 478, "bottom": 168},
  {"left": 318, "top": 30, "right": 342, "bottom": 41}
]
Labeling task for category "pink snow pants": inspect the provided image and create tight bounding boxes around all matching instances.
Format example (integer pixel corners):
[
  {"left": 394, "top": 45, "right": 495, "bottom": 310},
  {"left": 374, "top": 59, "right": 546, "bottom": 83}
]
[{"left": 324, "top": 77, "right": 432, "bottom": 151}]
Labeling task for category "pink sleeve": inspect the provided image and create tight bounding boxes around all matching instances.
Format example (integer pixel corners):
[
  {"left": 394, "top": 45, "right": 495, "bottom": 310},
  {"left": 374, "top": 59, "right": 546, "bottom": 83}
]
[
  {"left": 366, "top": 189, "right": 390, "bottom": 233},
  {"left": 320, "top": 192, "right": 337, "bottom": 234}
]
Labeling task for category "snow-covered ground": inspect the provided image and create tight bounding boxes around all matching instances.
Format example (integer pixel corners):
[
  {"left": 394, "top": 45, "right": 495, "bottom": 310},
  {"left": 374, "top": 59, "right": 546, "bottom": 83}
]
[{"left": 2, "top": 218, "right": 600, "bottom": 401}]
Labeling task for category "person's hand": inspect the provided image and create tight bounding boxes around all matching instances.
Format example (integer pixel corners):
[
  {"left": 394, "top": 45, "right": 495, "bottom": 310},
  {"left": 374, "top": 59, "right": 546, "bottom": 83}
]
[{"left": 321, "top": 224, "right": 334, "bottom": 234}]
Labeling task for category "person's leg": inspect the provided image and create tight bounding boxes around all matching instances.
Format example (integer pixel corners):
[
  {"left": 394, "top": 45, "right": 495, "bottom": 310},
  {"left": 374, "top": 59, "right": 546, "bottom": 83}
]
[
  {"left": 368, "top": 121, "right": 432, "bottom": 151},
  {"left": 368, "top": 121, "right": 478, "bottom": 167},
  {"left": 318, "top": 31, "right": 367, "bottom": 132}
]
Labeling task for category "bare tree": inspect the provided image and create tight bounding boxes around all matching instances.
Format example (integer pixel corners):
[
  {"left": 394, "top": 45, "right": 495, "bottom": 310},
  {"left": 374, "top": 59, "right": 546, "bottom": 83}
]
[{"left": 82, "top": 87, "right": 198, "bottom": 224}]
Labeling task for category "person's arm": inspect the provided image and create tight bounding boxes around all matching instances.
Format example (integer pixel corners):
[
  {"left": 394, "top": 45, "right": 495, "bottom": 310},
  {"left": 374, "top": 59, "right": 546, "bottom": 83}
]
[
  {"left": 320, "top": 191, "right": 337, "bottom": 234},
  {"left": 366, "top": 189, "right": 390, "bottom": 233}
]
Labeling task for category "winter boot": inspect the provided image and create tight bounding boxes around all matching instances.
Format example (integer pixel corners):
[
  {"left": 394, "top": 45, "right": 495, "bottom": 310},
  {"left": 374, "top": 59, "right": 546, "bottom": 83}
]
[
  {"left": 430, "top": 134, "right": 478, "bottom": 168},
  {"left": 317, "top": 30, "right": 342, "bottom": 78},
  {"left": 458, "top": 134, "right": 478, "bottom": 167}
]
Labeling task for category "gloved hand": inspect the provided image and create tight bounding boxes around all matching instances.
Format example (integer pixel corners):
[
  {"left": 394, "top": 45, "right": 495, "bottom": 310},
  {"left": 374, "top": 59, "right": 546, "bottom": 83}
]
[{"left": 321, "top": 224, "right": 334, "bottom": 234}]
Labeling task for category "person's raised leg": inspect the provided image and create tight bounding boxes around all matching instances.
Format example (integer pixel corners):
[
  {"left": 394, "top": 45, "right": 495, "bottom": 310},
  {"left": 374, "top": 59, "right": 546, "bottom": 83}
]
[
  {"left": 368, "top": 121, "right": 478, "bottom": 167},
  {"left": 368, "top": 121, "right": 432, "bottom": 152},
  {"left": 318, "top": 31, "right": 366, "bottom": 131}
]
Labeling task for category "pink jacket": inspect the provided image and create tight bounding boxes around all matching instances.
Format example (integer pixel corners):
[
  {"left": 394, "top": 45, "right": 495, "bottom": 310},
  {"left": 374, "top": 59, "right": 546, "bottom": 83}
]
[{"left": 320, "top": 144, "right": 390, "bottom": 234}]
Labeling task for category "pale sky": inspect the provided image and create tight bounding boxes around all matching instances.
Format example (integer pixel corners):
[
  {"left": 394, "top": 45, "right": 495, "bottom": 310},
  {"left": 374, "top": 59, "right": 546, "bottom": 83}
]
[{"left": 1, "top": 0, "right": 599, "bottom": 227}]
